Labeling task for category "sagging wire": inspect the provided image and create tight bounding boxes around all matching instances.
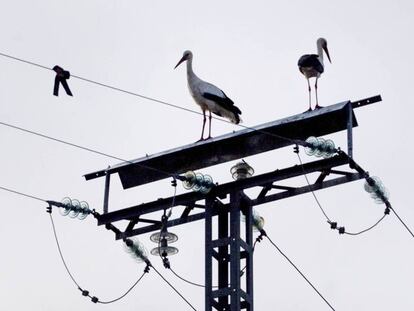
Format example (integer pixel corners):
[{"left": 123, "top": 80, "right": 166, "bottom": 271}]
[
  {"left": 168, "top": 268, "right": 207, "bottom": 289},
  {"left": 294, "top": 145, "right": 390, "bottom": 236},
  {"left": 47, "top": 205, "right": 149, "bottom": 304},
  {"left": 123, "top": 237, "right": 198, "bottom": 311}
]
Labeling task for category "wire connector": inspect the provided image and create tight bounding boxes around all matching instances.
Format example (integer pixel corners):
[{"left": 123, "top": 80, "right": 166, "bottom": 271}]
[
  {"left": 256, "top": 229, "right": 267, "bottom": 243},
  {"left": 162, "top": 256, "right": 171, "bottom": 269},
  {"left": 338, "top": 227, "right": 345, "bottom": 234},
  {"left": 293, "top": 144, "right": 299, "bottom": 154},
  {"left": 91, "top": 296, "right": 99, "bottom": 303},
  {"left": 328, "top": 221, "right": 337, "bottom": 230},
  {"left": 46, "top": 204, "right": 52, "bottom": 214}
]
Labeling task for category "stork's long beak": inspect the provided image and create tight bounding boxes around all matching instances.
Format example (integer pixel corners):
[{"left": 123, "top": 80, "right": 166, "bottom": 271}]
[
  {"left": 323, "top": 46, "right": 332, "bottom": 63},
  {"left": 174, "top": 55, "right": 187, "bottom": 69}
]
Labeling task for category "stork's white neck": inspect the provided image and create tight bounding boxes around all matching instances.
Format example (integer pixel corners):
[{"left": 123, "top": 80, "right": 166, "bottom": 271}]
[
  {"left": 317, "top": 42, "right": 324, "bottom": 65},
  {"left": 186, "top": 58, "right": 194, "bottom": 77},
  {"left": 186, "top": 57, "right": 200, "bottom": 84}
]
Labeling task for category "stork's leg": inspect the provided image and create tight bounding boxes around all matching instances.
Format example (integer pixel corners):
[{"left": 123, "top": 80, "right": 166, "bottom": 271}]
[
  {"left": 306, "top": 78, "right": 312, "bottom": 112},
  {"left": 207, "top": 111, "right": 212, "bottom": 139},
  {"left": 198, "top": 110, "right": 206, "bottom": 141},
  {"left": 314, "top": 78, "right": 323, "bottom": 109}
]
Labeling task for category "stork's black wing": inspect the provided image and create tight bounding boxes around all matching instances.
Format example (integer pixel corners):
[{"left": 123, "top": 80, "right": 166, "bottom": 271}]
[{"left": 298, "top": 54, "right": 324, "bottom": 74}]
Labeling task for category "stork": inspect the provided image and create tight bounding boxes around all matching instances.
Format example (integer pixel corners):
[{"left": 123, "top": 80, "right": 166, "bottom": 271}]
[
  {"left": 174, "top": 50, "right": 242, "bottom": 141},
  {"left": 298, "top": 38, "right": 332, "bottom": 111}
]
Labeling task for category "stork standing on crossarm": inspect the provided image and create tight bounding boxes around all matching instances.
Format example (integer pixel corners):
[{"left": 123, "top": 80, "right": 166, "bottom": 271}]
[
  {"left": 298, "top": 38, "right": 332, "bottom": 111},
  {"left": 174, "top": 50, "right": 242, "bottom": 141}
]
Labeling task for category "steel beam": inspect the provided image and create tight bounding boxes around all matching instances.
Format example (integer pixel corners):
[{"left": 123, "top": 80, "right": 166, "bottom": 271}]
[
  {"left": 205, "top": 196, "right": 214, "bottom": 311},
  {"left": 115, "top": 173, "right": 363, "bottom": 240},
  {"left": 230, "top": 191, "right": 242, "bottom": 311},
  {"left": 84, "top": 96, "right": 382, "bottom": 188},
  {"left": 347, "top": 102, "right": 354, "bottom": 159},
  {"left": 96, "top": 154, "right": 351, "bottom": 226},
  {"left": 252, "top": 173, "right": 364, "bottom": 206},
  {"left": 103, "top": 167, "right": 111, "bottom": 214}
]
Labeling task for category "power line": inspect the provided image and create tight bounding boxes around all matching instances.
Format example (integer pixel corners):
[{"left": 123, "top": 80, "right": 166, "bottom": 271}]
[
  {"left": 50, "top": 211, "right": 148, "bottom": 304},
  {"left": 0, "top": 185, "right": 151, "bottom": 304},
  {"left": 96, "top": 271, "right": 147, "bottom": 304},
  {"left": 389, "top": 207, "right": 414, "bottom": 239},
  {"left": 0, "top": 120, "right": 179, "bottom": 180},
  {"left": 296, "top": 151, "right": 390, "bottom": 236},
  {"left": 151, "top": 265, "right": 198, "bottom": 311},
  {"left": 169, "top": 267, "right": 206, "bottom": 288},
  {"left": 296, "top": 152, "right": 333, "bottom": 222},
  {"left": 265, "top": 234, "right": 336, "bottom": 311},
  {"left": 49, "top": 212, "right": 82, "bottom": 289},
  {"left": 344, "top": 213, "right": 388, "bottom": 236},
  {"left": 0, "top": 185, "right": 46, "bottom": 202},
  {"left": 0, "top": 52, "right": 53, "bottom": 71},
  {"left": 0, "top": 51, "right": 302, "bottom": 146}
]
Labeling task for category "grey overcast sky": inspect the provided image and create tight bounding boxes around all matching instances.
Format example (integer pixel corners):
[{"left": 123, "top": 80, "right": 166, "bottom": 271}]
[{"left": 1, "top": 1, "right": 413, "bottom": 310}]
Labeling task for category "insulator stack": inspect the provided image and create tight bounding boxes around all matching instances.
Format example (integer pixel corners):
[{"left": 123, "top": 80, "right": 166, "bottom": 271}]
[
  {"left": 124, "top": 238, "right": 149, "bottom": 263},
  {"left": 305, "top": 136, "right": 337, "bottom": 158},
  {"left": 231, "top": 160, "right": 254, "bottom": 180},
  {"left": 59, "top": 197, "right": 92, "bottom": 220},
  {"left": 182, "top": 171, "right": 214, "bottom": 194},
  {"left": 252, "top": 210, "right": 265, "bottom": 231},
  {"left": 364, "top": 176, "right": 390, "bottom": 204},
  {"left": 242, "top": 209, "right": 265, "bottom": 232},
  {"left": 150, "top": 228, "right": 179, "bottom": 257}
]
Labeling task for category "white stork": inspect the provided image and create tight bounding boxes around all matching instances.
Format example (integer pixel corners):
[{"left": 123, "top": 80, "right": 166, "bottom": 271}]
[
  {"left": 298, "top": 38, "right": 332, "bottom": 111},
  {"left": 174, "top": 50, "right": 242, "bottom": 141}
]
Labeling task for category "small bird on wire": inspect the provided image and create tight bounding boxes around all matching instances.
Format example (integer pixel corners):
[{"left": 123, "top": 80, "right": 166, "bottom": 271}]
[
  {"left": 298, "top": 38, "right": 331, "bottom": 111},
  {"left": 174, "top": 50, "right": 242, "bottom": 141}
]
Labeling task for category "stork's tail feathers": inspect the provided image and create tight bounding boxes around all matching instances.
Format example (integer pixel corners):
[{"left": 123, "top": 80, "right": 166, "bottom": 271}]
[
  {"left": 231, "top": 105, "right": 242, "bottom": 124},
  {"left": 224, "top": 104, "right": 242, "bottom": 124},
  {"left": 232, "top": 112, "right": 242, "bottom": 124}
]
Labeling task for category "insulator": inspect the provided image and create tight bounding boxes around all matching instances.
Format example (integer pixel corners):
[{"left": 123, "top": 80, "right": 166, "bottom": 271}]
[
  {"left": 253, "top": 215, "right": 265, "bottom": 232},
  {"left": 314, "top": 137, "right": 326, "bottom": 157},
  {"left": 150, "top": 245, "right": 179, "bottom": 257},
  {"left": 364, "top": 176, "right": 383, "bottom": 193},
  {"left": 305, "top": 136, "right": 337, "bottom": 158},
  {"left": 364, "top": 176, "right": 390, "bottom": 204},
  {"left": 305, "top": 136, "right": 318, "bottom": 156},
  {"left": 77, "top": 201, "right": 91, "bottom": 220},
  {"left": 231, "top": 161, "right": 255, "bottom": 180},
  {"left": 192, "top": 173, "right": 204, "bottom": 192},
  {"left": 124, "top": 238, "right": 149, "bottom": 263},
  {"left": 371, "top": 187, "right": 390, "bottom": 204},
  {"left": 241, "top": 209, "right": 265, "bottom": 232},
  {"left": 150, "top": 231, "right": 178, "bottom": 243},
  {"left": 321, "top": 139, "right": 336, "bottom": 158},
  {"left": 59, "top": 197, "right": 72, "bottom": 216},
  {"left": 182, "top": 171, "right": 214, "bottom": 193},
  {"left": 200, "top": 174, "right": 214, "bottom": 194},
  {"left": 252, "top": 209, "right": 265, "bottom": 231},
  {"left": 182, "top": 171, "right": 196, "bottom": 190},
  {"left": 68, "top": 199, "right": 81, "bottom": 218}
]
